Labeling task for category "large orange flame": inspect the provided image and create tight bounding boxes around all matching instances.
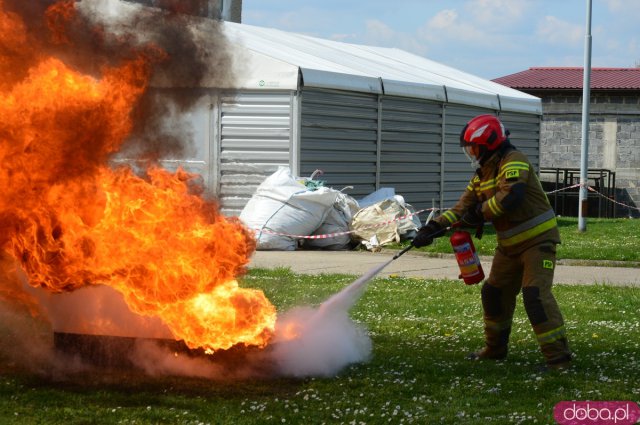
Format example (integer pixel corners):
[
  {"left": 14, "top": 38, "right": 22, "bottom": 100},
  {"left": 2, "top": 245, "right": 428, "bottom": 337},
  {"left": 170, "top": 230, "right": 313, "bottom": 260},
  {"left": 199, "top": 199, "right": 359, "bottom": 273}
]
[{"left": 0, "top": 1, "right": 276, "bottom": 351}]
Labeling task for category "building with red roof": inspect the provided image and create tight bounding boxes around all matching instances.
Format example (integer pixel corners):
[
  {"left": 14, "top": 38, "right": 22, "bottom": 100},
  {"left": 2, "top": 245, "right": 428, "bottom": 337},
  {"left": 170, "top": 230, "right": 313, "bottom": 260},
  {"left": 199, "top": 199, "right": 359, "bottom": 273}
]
[
  {"left": 493, "top": 67, "right": 640, "bottom": 91},
  {"left": 493, "top": 67, "right": 640, "bottom": 218}
]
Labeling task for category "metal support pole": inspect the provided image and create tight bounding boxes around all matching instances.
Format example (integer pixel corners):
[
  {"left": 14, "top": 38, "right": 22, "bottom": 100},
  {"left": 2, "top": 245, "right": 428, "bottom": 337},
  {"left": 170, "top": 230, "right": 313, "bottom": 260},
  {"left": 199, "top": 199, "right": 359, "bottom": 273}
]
[
  {"left": 375, "top": 93, "right": 383, "bottom": 191},
  {"left": 578, "top": 0, "right": 592, "bottom": 231}
]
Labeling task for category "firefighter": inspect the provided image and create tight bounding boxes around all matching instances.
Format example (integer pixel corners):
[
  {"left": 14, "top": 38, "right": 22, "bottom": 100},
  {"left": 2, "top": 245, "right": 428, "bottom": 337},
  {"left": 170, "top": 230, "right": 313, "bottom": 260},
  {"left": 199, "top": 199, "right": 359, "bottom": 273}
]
[{"left": 412, "top": 114, "right": 572, "bottom": 370}]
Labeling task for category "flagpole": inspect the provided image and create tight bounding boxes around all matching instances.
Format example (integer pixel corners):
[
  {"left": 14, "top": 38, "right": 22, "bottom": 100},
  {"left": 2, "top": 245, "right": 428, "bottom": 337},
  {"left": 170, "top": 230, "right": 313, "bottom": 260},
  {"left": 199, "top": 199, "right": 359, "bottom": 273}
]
[{"left": 578, "top": 0, "right": 593, "bottom": 232}]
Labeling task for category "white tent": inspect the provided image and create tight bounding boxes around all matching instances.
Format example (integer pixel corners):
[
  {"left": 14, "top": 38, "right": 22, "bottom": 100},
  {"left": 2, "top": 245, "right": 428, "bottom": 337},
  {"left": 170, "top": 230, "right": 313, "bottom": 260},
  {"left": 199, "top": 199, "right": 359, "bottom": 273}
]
[
  {"left": 222, "top": 22, "right": 540, "bottom": 114},
  {"left": 142, "top": 18, "right": 542, "bottom": 215}
]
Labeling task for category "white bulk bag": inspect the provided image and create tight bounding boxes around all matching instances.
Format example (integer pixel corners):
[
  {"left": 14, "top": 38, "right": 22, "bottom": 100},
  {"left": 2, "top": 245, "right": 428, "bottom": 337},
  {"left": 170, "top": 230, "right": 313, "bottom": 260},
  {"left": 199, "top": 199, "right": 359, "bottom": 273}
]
[
  {"left": 239, "top": 167, "right": 338, "bottom": 250},
  {"left": 305, "top": 192, "right": 359, "bottom": 250}
]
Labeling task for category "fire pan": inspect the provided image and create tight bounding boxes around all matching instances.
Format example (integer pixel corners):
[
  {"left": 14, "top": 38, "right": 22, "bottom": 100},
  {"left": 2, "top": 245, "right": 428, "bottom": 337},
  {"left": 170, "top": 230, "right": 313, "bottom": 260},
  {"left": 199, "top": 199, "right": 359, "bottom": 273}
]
[{"left": 53, "top": 332, "right": 272, "bottom": 374}]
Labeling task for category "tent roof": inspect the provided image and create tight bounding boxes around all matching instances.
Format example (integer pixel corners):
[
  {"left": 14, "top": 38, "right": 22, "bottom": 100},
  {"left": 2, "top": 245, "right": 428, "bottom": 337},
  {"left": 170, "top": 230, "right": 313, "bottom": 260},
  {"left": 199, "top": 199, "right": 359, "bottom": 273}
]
[{"left": 223, "top": 22, "right": 541, "bottom": 114}]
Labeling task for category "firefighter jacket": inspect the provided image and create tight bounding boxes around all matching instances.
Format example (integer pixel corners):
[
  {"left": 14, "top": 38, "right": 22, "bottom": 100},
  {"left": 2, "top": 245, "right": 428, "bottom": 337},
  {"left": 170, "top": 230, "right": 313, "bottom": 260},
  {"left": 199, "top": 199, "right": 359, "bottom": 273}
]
[{"left": 435, "top": 142, "right": 560, "bottom": 253}]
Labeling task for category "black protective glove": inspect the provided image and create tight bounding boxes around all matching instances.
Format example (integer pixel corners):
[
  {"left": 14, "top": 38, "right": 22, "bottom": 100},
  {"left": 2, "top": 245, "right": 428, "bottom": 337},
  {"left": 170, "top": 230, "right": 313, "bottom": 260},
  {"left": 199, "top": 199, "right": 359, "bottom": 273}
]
[
  {"left": 460, "top": 203, "right": 485, "bottom": 239},
  {"left": 412, "top": 221, "right": 444, "bottom": 248}
]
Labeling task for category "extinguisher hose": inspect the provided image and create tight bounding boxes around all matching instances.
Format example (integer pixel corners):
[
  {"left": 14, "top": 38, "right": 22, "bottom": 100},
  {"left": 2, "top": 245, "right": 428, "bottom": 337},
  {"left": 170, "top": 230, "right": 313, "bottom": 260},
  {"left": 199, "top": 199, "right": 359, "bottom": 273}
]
[
  {"left": 392, "top": 244, "right": 414, "bottom": 260},
  {"left": 393, "top": 226, "right": 450, "bottom": 260}
]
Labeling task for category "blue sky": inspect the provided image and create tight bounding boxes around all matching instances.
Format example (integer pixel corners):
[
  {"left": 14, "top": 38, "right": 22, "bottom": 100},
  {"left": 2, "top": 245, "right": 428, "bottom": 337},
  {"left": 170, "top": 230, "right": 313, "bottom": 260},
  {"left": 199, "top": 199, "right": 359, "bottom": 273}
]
[{"left": 242, "top": 0, "right": 640, "bottom": 80}]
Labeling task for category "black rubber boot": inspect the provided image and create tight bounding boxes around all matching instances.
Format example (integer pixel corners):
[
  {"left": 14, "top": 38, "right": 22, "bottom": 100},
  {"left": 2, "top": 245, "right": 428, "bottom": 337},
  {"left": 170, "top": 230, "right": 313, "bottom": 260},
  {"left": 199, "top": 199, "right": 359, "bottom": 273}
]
[
  {"left": 537, "top": 353, "right": 573, "bottom": 373},
  {"left": 466, "top": 345, "right": 508, "bottom": 361}
]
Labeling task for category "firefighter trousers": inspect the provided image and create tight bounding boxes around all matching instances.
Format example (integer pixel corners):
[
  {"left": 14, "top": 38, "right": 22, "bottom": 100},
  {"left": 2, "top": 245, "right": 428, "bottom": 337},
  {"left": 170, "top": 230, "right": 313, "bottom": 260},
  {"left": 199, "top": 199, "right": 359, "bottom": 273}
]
[{"left": 481, "top": 242, "right": 571, "bottom": 365}]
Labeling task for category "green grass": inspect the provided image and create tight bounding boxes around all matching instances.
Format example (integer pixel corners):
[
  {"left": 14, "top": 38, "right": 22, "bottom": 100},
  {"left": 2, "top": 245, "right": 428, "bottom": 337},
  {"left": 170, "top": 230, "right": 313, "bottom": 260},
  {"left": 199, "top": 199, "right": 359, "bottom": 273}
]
[
  {"left": 392, "top": 217, "right": 640, "bottom": 262},
  {"left": 1, "top": 268, "right": 639, "bottom": 424}
]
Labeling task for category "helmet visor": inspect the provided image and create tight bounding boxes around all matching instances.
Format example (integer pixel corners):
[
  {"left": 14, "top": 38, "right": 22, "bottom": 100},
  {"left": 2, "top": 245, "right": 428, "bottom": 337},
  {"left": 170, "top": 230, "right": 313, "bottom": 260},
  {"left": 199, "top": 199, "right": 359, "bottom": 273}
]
[{"left": 463, "top": 145, "right": 480, "bottom": 169}]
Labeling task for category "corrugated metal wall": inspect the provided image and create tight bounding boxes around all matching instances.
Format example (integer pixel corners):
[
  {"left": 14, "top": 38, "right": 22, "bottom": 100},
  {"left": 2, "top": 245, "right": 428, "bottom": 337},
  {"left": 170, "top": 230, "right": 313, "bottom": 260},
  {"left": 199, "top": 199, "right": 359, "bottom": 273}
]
[
  {"left": 380, "top": 97, "right": 443, "bottom": 211},
  {"left": 498, "top": 111, "right": 541, "bottom": 171},
  {"left": 216, "top": 91, "right": 293, "bottom": 215},
  {"left": 440, "top": 107, "right": 542, "bottom": 208},
  {"left": 441, "top": 105, "right": 493, "bottom": 207},
  {"left": 299, "top": 88, "right": 380, "bottom": 197},
  {"left": 297, "top": 88, "right": 541, "bottom": 212},
  {"left": 214, "top": 89, "right": 541, "bottom": 217}
]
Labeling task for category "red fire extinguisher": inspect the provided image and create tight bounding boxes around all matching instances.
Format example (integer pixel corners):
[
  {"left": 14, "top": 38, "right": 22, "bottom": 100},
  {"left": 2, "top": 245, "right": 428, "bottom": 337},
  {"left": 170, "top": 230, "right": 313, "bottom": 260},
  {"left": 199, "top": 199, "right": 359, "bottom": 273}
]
[{"left": 450, "top": 230, "right": 484, "bottom": 285}]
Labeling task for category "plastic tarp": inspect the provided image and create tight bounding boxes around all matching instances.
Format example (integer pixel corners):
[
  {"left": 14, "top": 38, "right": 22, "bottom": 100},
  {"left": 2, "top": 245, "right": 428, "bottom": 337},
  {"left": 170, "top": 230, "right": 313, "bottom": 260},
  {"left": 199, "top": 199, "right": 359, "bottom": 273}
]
[{"left": 357, "top": 188, "right": 396, "bottom": 209}]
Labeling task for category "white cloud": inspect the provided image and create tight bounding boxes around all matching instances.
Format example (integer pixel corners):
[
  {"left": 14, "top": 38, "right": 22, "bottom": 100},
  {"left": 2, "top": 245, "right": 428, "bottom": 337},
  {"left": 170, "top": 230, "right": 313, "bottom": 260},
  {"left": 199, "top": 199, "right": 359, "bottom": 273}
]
[
  {"left": 603, "top": 0, "right": 623, "bottom": 11},
  {"left": 365, "top": 19, "right": 396, "bottom": 41},
  {"left": 603, "top": 0, "right": 640, "bottom": 16},
  {"left": 536, "top": 15, "right": 583, "bottom": 46},
  {"left": 243, "top": 0, "right": 638, "bottom": 77},
  {"left": 421, "top": 10, "right": 460, "bottom": 40},
  {"left": 418, "top": 8, "right": 500, "bottom": 46},
  {"left": 362, "top": 19, "right": 426, "bottom": 56},
  {"left": 407, "top": 5, "right": 528, "bottom": 77},
  {"left": 465, "top": 0, "right": 531, "bottom": 26}
]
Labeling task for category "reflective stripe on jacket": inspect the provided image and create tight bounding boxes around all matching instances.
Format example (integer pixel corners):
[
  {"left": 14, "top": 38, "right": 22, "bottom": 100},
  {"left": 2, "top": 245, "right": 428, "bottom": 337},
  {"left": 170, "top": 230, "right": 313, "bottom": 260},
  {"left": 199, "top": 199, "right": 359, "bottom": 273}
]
[
  {"left": 496, "top": 209, "right": 557, "bottom": 247},
  {"left": 435, "top": 144, "right": 560, "bottom": 252}
]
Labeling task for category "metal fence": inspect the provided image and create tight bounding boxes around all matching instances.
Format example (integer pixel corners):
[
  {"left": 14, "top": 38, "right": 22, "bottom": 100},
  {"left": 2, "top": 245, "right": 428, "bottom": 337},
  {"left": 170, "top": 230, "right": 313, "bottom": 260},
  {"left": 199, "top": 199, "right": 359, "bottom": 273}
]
[{"left": 539, "top": 167, "right": 616, "bottom": 218}]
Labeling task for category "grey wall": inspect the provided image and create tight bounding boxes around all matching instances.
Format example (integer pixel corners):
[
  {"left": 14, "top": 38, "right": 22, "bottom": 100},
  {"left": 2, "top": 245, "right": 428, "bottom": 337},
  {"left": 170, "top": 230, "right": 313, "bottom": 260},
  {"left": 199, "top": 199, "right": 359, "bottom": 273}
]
[
  {"left": 227, "top": 0, "right": 242, "bottom": 22},
  {"left": 539, "top": 92, "right": 640, "bottom": 217},
  {"left": 298, "top": 88, "right": 541, "bottom": 213},
  {"left": 121, "top": 0, "right": 241, "bottom": 21},
  {"left": 216, "top": 91, "right": 294, "bottom": 215}
]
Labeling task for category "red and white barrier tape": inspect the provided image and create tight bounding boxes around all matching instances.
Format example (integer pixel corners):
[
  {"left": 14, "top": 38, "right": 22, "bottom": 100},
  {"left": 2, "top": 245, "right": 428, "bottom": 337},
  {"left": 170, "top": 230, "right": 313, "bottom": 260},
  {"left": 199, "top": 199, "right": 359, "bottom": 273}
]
[
  {"left": 547, "top": 182, "right": 640, "bottom": 211},
  {"left": 253, "top": 208, "right": 437, "bottom": 240},
  {"left": 544, "top": 183, "right": 581, "bottom": 195},
  {"left": 251, "top": 184, "right": 637, "bottom": 240},
  {"left": 255, "top": 227, "right": 352, "bottom": 240},
  {"left": 586, "top": 185, "right": 640, "bottom": 212}
]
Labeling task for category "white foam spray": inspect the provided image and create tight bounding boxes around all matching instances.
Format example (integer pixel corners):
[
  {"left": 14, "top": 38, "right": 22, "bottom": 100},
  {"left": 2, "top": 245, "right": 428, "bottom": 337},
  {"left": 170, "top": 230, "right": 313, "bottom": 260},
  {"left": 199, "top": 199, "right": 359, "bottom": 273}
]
[
  {"left": 270, "top": 258, "right": 394, "bottom": 378},
  {"left": 129, "top": 340, "right": 225, "bottom": 379}
]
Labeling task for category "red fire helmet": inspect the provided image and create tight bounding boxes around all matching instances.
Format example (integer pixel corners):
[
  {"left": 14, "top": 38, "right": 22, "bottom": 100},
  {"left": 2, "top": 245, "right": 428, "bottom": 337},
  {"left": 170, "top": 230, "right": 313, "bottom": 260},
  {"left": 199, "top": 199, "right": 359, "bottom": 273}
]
[{"left": 459, "top": 114, "right": 509, "bottom": 151}]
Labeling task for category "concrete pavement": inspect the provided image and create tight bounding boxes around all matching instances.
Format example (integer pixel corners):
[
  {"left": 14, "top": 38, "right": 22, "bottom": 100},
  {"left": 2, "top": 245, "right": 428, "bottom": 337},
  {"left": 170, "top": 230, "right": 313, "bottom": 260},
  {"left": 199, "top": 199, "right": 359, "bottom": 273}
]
[{"left": 249, "top": 250, "right": 640, "bottom": 287}]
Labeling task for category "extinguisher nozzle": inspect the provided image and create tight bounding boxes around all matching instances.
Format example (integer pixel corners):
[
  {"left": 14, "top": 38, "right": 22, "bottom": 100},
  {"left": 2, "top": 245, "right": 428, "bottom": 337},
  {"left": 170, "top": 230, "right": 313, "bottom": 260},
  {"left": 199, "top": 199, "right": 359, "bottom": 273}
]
[{"left": 393, "top": 244, "right": 413, "bottom": 260}]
